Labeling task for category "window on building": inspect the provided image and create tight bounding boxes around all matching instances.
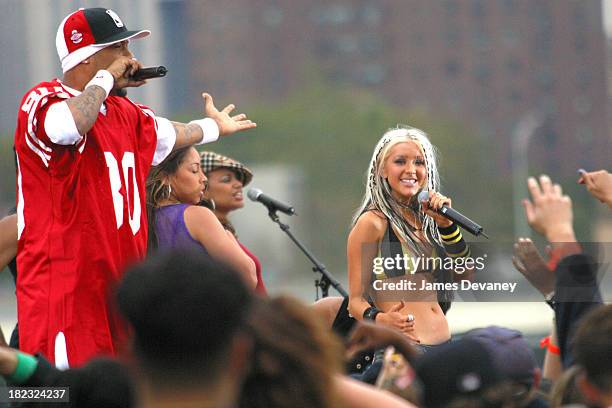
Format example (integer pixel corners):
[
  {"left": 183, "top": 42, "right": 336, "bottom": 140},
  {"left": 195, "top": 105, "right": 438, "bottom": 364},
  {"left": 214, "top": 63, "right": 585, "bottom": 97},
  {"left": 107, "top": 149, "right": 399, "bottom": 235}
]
[
  {"left": 443, "top": 0, "right": 460, "bottom": 15},
  {"left": 445, "top": 28, "right": 460, "bottom": 48},
  {"left": 472, "top": 0, "right": 486, "bottom": 18},
  {"left": 262, "top": 6, "right": 283, "bottom": 28},
  {"left": 357, "top": 64, "right": 386, "bottom": 85},
  {"left": 473, "top": 30, "right": 491, "bottom": 52},
  {"left": 506, "top": 58, "right": 521, "bottom": 75},
  {"left": 361, "top": 4, "right": 383, "bottom": 26},
  {"left": 576, "top": 69, "right": 591, "bottom": 90},
  {"left": 337, "top": 36, "right": 358, "bottom": 54},
  {"left": 535, "top": 68, "right": 555, "bottom": 93},
  {"left": 502, "top": 0, "right": 516, "bottom": 13},
  {"left": 573, "top": 96, "right": 592, "bottom": 116},
  {"left": 360, "top": 35, "right": 383, "bottom": 57},
  {"left": 575, "top": 124, "right": 593, "bottom": 144},
  {"left": 412, "top": 66, "right": 428, "bottom": 82},
  {"left": 444, "top": 59, "right": 462, "bottom": 78},
  {"left": 533, "top": 4, "right": 553, "bottom": 58},
  {"left": 508, "top": 90, "right": 522, "bottom": 104},
  {"left": 474, "top": 63, "right": 492, "bottom": 84},
  {"left": 310, "top": 4, "right": 354, "bottom": 25},
  {"left": 502, "top": 29, "right": 519, "bottom": 49}
]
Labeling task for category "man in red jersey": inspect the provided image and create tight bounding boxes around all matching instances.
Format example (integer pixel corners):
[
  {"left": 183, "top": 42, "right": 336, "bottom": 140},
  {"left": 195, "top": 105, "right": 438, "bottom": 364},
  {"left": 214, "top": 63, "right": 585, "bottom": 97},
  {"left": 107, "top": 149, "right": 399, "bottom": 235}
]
[{"left": 14, "top": 7, "right": 256, "bottom": 368}]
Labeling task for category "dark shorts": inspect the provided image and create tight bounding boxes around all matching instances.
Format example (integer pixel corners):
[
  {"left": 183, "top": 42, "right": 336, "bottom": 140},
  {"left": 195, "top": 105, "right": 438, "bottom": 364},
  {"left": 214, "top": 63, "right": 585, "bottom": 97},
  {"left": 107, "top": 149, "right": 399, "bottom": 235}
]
[{"left": 351, "top": 339, "right": 453, "bottom": 385}]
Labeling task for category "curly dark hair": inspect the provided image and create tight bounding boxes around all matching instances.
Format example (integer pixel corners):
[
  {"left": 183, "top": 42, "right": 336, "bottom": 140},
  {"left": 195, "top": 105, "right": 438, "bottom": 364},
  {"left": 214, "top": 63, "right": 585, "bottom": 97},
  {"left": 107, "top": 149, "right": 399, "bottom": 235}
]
[{"left": 240, "top": 296, "right": 343, "bottom": 408}]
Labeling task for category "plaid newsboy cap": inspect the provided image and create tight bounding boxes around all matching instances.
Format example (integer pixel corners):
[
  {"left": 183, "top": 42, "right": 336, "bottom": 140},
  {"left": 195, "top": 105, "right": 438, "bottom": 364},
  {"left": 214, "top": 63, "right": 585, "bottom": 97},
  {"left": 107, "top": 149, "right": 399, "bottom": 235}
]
[{"left": 199, "top": 151, "right": 253, "bottom": 186}]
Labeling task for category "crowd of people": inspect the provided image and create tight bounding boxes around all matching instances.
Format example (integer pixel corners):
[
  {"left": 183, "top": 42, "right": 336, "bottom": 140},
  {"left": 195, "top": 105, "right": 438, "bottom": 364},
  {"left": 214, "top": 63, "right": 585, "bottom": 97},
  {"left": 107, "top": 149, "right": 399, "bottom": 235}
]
[{"left": 0, "top": 6, "right": 611, "bottom": 408}]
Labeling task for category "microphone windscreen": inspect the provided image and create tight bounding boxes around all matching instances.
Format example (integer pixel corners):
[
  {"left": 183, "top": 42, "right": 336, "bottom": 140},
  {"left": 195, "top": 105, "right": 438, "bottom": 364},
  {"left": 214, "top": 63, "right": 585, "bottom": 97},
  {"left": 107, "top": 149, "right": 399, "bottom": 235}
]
[{"left": 247, "top": 188, "right": 262, "bottom": 202}]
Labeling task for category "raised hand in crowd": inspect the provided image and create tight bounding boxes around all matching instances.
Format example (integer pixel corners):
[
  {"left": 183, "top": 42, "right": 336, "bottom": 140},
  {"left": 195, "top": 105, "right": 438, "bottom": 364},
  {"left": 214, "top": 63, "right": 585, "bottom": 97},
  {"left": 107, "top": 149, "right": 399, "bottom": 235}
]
[
  {"left": 512, "top": 238, "right": 554, "bottom": 296},
  {"left": 523, "top": 175, "right": 576, "bottom": 243},
  {"left": 578, "top": 169, "right": 612, "bottom": 208}
]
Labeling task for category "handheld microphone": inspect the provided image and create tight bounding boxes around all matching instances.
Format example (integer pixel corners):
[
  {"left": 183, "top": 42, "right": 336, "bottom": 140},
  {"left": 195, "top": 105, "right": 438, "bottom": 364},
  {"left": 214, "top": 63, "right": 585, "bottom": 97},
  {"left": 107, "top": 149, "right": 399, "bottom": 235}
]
[
  {"left": 247, "top": 188, "right": 296, "bottom": 216},
  {"left": 130, "top": 66, "right": 168, "bottom": 81},
  {"left": 417, "top": 190, "right": 488, "bottom": 238}
]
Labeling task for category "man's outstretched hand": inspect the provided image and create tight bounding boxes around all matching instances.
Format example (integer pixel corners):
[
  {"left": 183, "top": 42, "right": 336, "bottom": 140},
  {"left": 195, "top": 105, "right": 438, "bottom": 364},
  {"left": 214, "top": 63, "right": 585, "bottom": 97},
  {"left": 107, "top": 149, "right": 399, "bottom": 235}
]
[{"left": 203, "top": 93, "right": 256, "bottom": 136}]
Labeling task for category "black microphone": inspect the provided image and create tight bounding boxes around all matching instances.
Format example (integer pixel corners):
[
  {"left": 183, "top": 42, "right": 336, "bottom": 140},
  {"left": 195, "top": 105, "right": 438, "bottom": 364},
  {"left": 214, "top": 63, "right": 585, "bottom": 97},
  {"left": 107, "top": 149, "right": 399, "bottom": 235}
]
[
  {"left": 418, "top": 190, "right": 488, "bottom": 238},
  {"left": 130, "top": 66, "right": 168, "bottom": 81},
  {"left": 247, "top": 188, "right": 295, "bottom": 216}
]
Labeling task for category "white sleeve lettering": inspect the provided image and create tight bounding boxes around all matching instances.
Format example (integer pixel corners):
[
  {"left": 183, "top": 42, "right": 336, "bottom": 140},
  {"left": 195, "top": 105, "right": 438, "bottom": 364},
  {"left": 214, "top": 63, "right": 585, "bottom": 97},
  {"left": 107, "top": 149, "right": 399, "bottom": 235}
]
[
  {"left": 44, "top": 101, "right": 82, "bottom": 145},
  {"left": 152, "top": 116, "right": 176, "bottom": 166}
]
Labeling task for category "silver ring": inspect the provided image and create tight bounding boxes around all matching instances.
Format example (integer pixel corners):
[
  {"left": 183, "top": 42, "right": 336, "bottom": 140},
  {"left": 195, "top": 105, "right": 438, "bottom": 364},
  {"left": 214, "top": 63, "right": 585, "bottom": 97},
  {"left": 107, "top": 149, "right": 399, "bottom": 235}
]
[{"left": 407, "top": 314, "right": 415, "bottom": 322}]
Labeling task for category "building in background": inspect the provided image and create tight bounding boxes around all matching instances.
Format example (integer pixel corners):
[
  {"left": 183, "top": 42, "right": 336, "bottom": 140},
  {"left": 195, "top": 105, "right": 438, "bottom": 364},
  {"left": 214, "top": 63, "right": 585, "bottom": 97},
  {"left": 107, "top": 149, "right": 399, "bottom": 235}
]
[
  {"left": 0, "top": 0, "right": 167, "bottom": 134},
  {"left": 185, "top": 0, "right": 609, "bottom": 174},
  {"left": 2, "top": 0, "right": 608, "bottom": 176}
]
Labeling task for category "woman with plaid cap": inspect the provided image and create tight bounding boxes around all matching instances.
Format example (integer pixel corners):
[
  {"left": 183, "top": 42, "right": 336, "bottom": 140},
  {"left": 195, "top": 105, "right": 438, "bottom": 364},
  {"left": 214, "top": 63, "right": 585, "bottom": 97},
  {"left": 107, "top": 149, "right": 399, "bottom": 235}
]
[
  {"left": 200, "top": 151, "right": 267, "bottom": 295},
  {"left": 146, "top": 146, "right": 257, "bottom": 288}
]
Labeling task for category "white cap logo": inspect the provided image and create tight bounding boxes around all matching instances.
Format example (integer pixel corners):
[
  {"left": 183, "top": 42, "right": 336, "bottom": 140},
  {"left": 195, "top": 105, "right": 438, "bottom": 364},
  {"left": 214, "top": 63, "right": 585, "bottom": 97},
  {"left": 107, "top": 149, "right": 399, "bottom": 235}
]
[
  {"left": 106, "top": 9, "right": 124, "bottom": 28},
  {"left": 70, "top": 30, "right": 83, "bottom": 44}
]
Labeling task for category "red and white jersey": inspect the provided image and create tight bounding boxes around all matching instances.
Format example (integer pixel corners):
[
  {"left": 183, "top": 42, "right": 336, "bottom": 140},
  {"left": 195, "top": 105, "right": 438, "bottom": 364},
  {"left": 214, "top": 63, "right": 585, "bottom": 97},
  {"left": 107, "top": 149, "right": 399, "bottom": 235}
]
[{"left": 14, "top": 79, "right": 174, "bottom": 367}]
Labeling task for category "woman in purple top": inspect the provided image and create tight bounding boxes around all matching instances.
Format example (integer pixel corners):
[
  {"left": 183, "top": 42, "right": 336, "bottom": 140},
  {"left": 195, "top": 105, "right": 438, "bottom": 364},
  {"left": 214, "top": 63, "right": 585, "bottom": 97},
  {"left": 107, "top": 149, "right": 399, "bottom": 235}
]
[{"left": 146, "top": 146, "right": 257, "bottom": 288}]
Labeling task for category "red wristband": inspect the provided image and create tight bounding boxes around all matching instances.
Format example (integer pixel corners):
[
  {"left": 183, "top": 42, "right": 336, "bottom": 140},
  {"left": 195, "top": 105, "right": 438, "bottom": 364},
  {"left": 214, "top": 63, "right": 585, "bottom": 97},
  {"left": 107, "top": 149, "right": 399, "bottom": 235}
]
[{"left": 540, "top": 336, "right": 561, "bottom": 355}]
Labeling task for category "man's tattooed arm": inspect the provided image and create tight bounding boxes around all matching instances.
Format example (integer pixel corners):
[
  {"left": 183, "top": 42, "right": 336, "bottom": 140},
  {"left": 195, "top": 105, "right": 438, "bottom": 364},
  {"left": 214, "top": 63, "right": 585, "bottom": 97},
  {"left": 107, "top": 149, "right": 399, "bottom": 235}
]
[
  {"left": 65, "top": 85, "right": 107, "bottom": 135},
  {"left": 171, "top": 121, "right": 204, "bottom": 150}
]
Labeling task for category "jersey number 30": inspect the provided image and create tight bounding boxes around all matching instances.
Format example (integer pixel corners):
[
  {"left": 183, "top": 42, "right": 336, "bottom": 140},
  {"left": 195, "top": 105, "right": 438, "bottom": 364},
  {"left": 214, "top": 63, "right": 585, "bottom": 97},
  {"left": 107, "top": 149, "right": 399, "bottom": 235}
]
[{"left": 104, "top": 152, "right": 141, "bottom": 235}]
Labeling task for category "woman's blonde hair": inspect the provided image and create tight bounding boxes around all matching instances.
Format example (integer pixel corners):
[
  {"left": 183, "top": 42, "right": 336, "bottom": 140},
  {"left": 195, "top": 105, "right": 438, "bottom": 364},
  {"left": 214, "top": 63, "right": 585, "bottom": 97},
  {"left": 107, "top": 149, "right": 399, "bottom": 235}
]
[{"left": 352, "top": 125, "right": 442, "bottom": 251}]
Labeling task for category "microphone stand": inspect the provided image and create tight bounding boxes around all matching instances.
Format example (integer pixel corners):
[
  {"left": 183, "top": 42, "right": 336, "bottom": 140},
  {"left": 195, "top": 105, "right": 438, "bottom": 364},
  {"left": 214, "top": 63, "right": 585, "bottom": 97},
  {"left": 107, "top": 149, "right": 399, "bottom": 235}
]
[{"left": 266, "top": 208, "right": 347, "bottom": 300}]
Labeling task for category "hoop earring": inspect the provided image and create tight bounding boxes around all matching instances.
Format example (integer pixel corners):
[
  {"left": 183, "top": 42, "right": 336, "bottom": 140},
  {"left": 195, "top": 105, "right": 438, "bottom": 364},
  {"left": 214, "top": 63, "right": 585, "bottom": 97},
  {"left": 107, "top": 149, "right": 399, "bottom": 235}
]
[{"left": 163, "top": 184, "right": 172, "bottom": 200}]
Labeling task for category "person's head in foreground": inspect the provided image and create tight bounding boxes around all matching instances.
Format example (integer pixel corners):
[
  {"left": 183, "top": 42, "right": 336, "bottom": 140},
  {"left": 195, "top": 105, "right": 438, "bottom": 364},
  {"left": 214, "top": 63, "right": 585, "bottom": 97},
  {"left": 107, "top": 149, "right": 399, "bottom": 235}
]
[
  {"left": 415, "top": 338, "right": 514, "bottom": 408},
  {"left": 464, "top": 326, "right": 540, "bottom": 407},
  {"left": 239, "top": 296, "right": 343, "bottom": 408},
  {"left": 549, "top": 366, "right": 586, "bottom": 408},
  {"left": 116, "top": 250, "right": 253, "bottom": 407},
  {"left": 572, "top": 304, "right": 612, "bottom": 408}
]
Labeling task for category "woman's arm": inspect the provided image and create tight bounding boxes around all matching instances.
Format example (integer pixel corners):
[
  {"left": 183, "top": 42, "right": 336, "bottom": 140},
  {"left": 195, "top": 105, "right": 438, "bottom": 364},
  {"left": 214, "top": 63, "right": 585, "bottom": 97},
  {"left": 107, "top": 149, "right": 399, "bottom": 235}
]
[
  {"left": 184, "top": 206, "right": 257, "bottom": 288},
  {"left": 347, "top": 213, "right": 383, "bottom": 320},
  {"left": 347, "top": 213, "right": 414, "bottom": 336},
  {"left": 542, "top": 323, "right": 562, "bottom": 381},
  {"left": 335, "top": 375, "right": 417, "bottom": 408},
  {"left": 0, "top": 214, "right": 18, "bottom": 274},
  {"left": 0, "top": 214, "right": 18, "bottom": 347}
]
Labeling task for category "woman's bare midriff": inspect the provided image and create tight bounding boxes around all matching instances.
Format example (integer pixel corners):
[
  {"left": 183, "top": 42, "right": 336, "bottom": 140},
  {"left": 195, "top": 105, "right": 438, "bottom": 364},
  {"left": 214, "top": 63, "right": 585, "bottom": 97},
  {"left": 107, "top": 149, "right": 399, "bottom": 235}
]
[{"left": 377, "top": 300, "right": 450, "bottom": 345}]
